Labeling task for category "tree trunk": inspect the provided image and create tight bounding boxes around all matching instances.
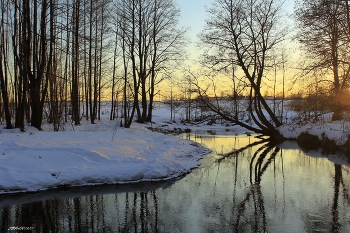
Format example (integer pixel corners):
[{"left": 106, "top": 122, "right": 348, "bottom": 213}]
[
  {"left": 0, "top": 1, "right": 12, "bottom": 129},
  {"left": 332, "top": 89, "right": 343, "bottom": 121},
  {"left": 71, "top": 0, "right": 81, "bottom": 125},
  {"left": 0, "top": 63, "right": 12, "bottom": 129},
  {"left": 29, "top": 81, "right": 42, "bottom": 129},
  {"left": 110, "top": 30, "right": 118, "bottom": 121}
]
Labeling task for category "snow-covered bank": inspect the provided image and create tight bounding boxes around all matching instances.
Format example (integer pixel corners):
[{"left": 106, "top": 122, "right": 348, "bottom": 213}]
[
  {"left": 0, "top": 126, "right": 210, "bottom": 194},
  {"left": 278, "top": 120, "right": 350, "bottom": 156},
  {"left": 279, "top": 121, "right": 350, "bottom": 145}
]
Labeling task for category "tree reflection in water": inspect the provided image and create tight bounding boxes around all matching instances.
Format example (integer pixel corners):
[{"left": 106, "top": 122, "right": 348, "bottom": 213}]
[
  {"left": 216, "top": 139, "right": 277, "bottom": 232},
  {"left": 332, "top": 164, "right": 342, "bottom": 233},
  {"left": 1, "top": 135, "right": 350, "bottom": 232},
  {"left": 0, "top": 184, "right": 166, "bottom": 232},
  {"left": 331, "top": 163, "right": 350, "bottom": 233}
]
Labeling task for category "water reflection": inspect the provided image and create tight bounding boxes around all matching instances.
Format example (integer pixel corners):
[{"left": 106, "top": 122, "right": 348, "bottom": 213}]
[
  {"left": 1, "top": 135, "right": 350, "bottom": 232},
  {"left": 0, "top": 182, "right": 172, "bottom": 233}
]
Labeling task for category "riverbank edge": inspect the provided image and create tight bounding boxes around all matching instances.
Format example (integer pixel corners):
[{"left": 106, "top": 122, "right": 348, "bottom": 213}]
[
  {"left": 294, "top": 132, "right": 350, "bottom": 156},
  {"left": 151, "top": 121, "right": 350, "bottom": 158},
  {"left": 0, "top": 125, "right": 212, "bottom": 195}
]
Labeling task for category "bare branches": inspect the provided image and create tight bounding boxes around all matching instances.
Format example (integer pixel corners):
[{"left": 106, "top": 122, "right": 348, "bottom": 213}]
[
  {"left": 198, "top": 0, "right": 287, "bottom": 137},
  {"left": 115, "top": 0, "right": 186, "bottom": 125}
]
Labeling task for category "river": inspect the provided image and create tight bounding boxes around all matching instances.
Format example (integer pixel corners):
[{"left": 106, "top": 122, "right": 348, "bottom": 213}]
[{"left": 1, "top": 133, "right": 350, "bottom": 232}]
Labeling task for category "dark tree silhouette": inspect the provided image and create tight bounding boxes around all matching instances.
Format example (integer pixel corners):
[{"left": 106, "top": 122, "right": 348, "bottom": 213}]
[
  {"left": 198, "top": 0, "right": 287, "bottom": 138},
  {"left": 295, "top": 0, "right": 350, "bottom": 121}
]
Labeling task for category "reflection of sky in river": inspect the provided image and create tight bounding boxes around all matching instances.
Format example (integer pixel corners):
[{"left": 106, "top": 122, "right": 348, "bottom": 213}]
[
  {"left": 169, "top": 135, "right": 350, "bottom": 232},
  {"left": 1, "top": 135, "right": 349, "bottom": 233}
]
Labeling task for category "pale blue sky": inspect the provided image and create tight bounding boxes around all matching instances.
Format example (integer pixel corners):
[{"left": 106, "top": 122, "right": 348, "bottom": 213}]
[
  {"left": 177, "top": 0, "right": 295, "bottom": 43},
  {"left": 177, "top": 0, "right": 208, "bottom": 40}
]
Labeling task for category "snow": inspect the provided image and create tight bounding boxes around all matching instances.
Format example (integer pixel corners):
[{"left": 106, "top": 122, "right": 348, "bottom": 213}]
[
  {"left": 0, "top": 109, "right": 210, "bottom": 194},
  {"left": 278, "top": 121, "right": 350, "bottom": 145},
  {"left": 1, "top": 101, "right": 350, "bottom": 194}
]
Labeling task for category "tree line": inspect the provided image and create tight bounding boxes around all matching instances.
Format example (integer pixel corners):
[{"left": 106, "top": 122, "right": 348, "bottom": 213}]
[
  {"left": 0, "top": 0, "right": 185, "bottom": 131},
  {"left": 1, "top": 0, "right": 349, "bottom": 137}
]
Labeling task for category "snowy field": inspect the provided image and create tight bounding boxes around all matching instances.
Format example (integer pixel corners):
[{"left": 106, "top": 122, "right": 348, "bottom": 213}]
[{"left": 1, "top": 101, "right": 350, "bottom": 194}]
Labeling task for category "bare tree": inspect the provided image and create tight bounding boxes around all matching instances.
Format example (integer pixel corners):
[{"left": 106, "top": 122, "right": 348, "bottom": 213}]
[
  {"left": 11, "top": 0, "right": 53, "bottom": 130},
  {"left": 13, "top": 0, "right": 28, "bottom": 131},
  {"left": 146, "top": 0, "right": 186, "bottom": 122},
  {"left": 0, "top": 0, "right": 12, "bottom": 129},
  {"left": 199, "top": 0, "right": 287, "bottom": 137},
  {"left": 115, "top": 0, "right": 186, "bottom": 126},
  {"left": 115, "top": 0, "right": 140, "bottom": 127},
  {"left": 110, "top": 26, "right": 119, "bottom": 121},
  {"left": 295, "top": 0, "right": 350, "bottom": 121}
]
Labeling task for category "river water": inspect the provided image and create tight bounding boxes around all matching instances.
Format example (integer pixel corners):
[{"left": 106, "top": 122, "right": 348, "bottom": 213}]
[{"left": 1, "top": 134, "right": 350, "bottom": 232}]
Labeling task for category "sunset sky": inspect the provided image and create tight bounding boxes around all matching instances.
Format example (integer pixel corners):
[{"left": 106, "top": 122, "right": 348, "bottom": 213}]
[{"left": 166, "top": 0, "right": 298, "bottom": 98}]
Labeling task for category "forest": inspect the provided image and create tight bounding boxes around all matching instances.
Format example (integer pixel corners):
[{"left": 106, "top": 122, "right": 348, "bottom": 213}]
[
  {"left": 0, "top": 0, "right": 349, "bottom": 138},
  {"left": 0, "top": 0, "right": 186, "bottom": 131}
]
